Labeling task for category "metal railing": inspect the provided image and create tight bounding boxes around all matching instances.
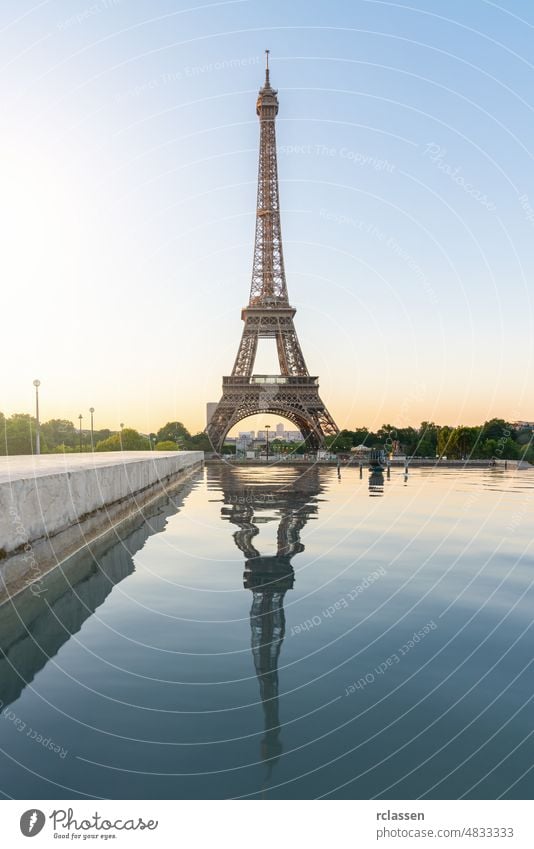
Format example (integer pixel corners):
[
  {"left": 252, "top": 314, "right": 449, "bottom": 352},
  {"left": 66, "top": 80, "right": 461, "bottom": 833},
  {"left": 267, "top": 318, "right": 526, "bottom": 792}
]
[{"left": 222, "top": 374, "right": 319, "bottom": 386}]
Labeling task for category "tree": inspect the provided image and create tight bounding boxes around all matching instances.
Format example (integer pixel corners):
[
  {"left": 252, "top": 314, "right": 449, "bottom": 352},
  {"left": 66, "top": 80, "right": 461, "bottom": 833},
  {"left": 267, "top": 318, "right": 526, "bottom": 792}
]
[
  {"left": 155, "top": 440, "right": 179, "bottom": 451},
  {"left": 437, "top": 426, "right": 459, "bottom": 458},
  {"left": 93, "top": 429, "right": 112, "bottom": 444},
  {"left": 156, "top": 421, "right": 191, "bottom": 447},
  {"left": 376, "top": 424, "right": 396, "bottom": 441},
  {"left": 479, "top": 438, "right": 498, "bottom": 459},
  {"left": 352, "top": 428, "right": 373, "bottom": 446},
  {"left": 516, "top": 428, "right": 533, "bottom": 446},
  {"left": 95, "top": 434, "right": 121, "bottom": 451},
  {"left": 41, "top": 419, "right": 77, "bottom": 451},
  {"left": 328, "top": 429, "right": 355, "bottom": 452},
  {"left": 456, "top": 426, "right": 480, "bottom": 458},
  {"left": 413, "top": 421, "right": 439, "bottom": 457},
  {"left": 495, "top": 438, "right": 520, "bottom": 460},
  {"left": 4, "top": 414, "right": 38, "bottom": 455},
  {"left": 395, "top": 427, "right": 418, "bottom": 455},
  {"left": 482, "top": 418, "right": 513, "bottom": 441},
  {"left": 187, "top": 432, "right": 212, "bottom": 452},
  {"left": 95, "top": 428, "right": 150, "bottom": 451},
  {"left": 290, "top": 441, "right": 308, "bottom": 454}
]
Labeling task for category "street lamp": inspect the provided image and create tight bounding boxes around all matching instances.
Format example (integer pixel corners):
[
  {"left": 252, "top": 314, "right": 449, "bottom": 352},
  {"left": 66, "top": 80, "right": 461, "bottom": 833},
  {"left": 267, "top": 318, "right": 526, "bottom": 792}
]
[
  {"left": 265, "top": 424, "right": 271, "bottom": 462},
  {"left": 33, "top": 380, "right": 41, "bottom": 455},
  {"left": 89, "top": 407, "right": 95, "bottom": 451},
  {"left": 119, "top": 422, "right": 124, "bottom": 451},
  {"left": 78, "top": 414, "right": 83, "bottom": 452}
]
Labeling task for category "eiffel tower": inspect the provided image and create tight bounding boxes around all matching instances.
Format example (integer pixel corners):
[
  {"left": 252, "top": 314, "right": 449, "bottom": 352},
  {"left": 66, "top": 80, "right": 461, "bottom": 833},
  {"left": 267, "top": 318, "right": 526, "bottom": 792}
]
[{"left": 207, "top": 52, "right": 339, "bottom": 452}]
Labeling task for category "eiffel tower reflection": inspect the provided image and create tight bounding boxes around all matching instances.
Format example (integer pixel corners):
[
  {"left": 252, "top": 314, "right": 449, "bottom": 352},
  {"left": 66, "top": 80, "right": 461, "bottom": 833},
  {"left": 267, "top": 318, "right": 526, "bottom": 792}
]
[{"left": 212, "top": 464, "right": 322, "bottom": 781}]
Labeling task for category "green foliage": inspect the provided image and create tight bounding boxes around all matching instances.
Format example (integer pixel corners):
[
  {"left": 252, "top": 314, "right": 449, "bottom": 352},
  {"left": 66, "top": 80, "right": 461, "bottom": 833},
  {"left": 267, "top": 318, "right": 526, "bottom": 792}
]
[
  {"left": 436, "top": 425, "right": 480, "bottom": 458},
  {"left": 321, "top": 419, "right": 524, "bottom": 462},
  {"left": 481, "top": 418, "right": 511, "bottom": 441},
  {"left": 0, "top": 409, "right": 530, "bottom": 463},
  {"left": 479, "top": 438, "right": 497, "bottom": 459},
  {"left": 94, "top": 434, "right": 121, "bottom": 452},
  {"left": 412, "top": 422, "right": 439, "bottom": 457},
  {"left": 516, "top": 429, "right": 533, "bottom": 446},
  {"left": 41, "top": 418, "right": 77, "bottom": 449},
  {"left": 156, "top": 421, "right": 191, "bottom": 447},
  {"left": 327, "top": 429, "right": 357, "bottom": 452},
  {"left": 1, "top": 413, "right": 38, "bottom": 455},
  {"left": 93, "top": 429, "right": 111, "bottom": 443},
  {"left": 437, "top": 426, "right": 458, "bottom": 458},
  {"left": 186, "top": 432, "right": 212, "bottom": 452},
  {"left": 95, "top": 428, "right": 150, "bottom": 451},
  {"left": 287, "top": 441, "right": 307, "bottom": 454}
]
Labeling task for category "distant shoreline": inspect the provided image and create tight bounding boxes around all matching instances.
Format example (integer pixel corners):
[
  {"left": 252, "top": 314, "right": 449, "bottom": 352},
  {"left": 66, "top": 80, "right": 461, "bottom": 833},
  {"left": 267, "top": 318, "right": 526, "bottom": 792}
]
[{"left": 205, "top": 457, "right": 532, "bottom": 470}]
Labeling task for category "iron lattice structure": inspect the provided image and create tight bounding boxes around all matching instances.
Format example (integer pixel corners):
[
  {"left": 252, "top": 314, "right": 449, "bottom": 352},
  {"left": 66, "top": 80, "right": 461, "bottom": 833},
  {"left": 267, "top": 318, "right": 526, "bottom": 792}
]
[{"left": 207, "top": 54, "right": 339, "bottom": 451}]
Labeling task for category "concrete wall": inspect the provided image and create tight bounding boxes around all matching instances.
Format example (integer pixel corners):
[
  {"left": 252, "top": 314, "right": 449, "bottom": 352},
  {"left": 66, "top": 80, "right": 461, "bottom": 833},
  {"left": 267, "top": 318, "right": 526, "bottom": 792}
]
[{"left": 0, "top": 451, "right": 203, "bottom": 557}]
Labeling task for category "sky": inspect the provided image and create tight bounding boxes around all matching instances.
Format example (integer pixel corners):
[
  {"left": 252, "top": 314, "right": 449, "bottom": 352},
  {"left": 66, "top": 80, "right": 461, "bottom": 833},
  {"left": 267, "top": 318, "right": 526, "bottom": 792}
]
[{"left": 1, "top": 0, "right": 534, "bottom": 435}]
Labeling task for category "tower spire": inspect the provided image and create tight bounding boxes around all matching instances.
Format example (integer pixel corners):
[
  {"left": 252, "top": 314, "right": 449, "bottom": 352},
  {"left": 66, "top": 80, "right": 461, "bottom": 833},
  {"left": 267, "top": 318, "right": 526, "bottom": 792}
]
[{"left": 251, "top": 53, "right": 286, "bottom": 306}]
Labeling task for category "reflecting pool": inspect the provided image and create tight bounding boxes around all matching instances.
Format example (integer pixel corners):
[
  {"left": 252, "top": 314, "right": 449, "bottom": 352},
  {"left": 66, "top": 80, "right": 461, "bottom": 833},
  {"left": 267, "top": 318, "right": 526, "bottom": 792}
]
[{"left": 0, "top": 464, "right": 533, "bottom": 799}]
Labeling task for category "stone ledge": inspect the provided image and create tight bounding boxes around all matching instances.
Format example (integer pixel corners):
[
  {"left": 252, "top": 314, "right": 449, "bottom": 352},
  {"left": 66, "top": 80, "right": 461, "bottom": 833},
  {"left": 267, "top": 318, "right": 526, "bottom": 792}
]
[{"left": 0, "top": 451, "right": 203, "bottom": 559}]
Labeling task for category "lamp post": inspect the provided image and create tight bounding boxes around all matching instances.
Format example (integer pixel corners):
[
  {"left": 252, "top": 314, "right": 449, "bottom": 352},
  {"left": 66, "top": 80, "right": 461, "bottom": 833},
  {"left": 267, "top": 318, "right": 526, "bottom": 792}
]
[
  {"left": 33, "top": 380, "right": 41, "bottom": 455},
  {"left": 89, "top": 407, "right": 95, "bottom": 451},
  {"left": 265, "top": 424, "right": 271, "bottom": 462},
  {"left": 119, "top": 422, "right": 124, "bottom": 451},
  {"left": 78, "top": 414, "right": 83, "bottom": 452}
]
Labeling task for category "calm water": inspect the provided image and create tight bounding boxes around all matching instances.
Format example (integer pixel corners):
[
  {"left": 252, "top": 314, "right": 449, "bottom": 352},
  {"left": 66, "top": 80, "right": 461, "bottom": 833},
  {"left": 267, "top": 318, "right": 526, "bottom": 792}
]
[{"left": 0, "top": 464, "right": 533, "bottom": 800}]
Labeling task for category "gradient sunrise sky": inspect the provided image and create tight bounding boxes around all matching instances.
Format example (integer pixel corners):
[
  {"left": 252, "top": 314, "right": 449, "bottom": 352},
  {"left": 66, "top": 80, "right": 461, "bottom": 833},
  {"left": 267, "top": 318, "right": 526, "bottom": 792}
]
[{"left": 1, "top": 0, "right": 534, "bottom": 435}]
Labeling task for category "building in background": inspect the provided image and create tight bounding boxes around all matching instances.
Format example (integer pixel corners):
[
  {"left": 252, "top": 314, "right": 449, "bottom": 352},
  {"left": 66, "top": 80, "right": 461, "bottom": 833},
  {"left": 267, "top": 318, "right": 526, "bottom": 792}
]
[
  {"left": 283, "top": 429, "right": 303, "bottom": 443},
  {"left": 257, "top": 424, "right": 303, "bottom": 442}
]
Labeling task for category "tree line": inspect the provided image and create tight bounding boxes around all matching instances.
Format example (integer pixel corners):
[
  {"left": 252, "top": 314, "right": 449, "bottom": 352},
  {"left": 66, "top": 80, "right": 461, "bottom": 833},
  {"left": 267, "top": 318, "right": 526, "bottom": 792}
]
[
  {"left": 0, "top": 413, "right": 532, "bottom": 462},
  {"left": 0, "top": 415, "right": 212, "bottom": 455},
  {"left": 325, "top": 420, "right": 534, "bottom": 462}
]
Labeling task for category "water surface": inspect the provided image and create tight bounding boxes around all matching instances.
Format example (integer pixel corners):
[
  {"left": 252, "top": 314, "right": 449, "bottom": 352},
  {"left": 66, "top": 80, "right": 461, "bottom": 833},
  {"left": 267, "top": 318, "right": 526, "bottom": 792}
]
[{"left": 0, "top": 464, "right": 532, "bottom": 799}]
